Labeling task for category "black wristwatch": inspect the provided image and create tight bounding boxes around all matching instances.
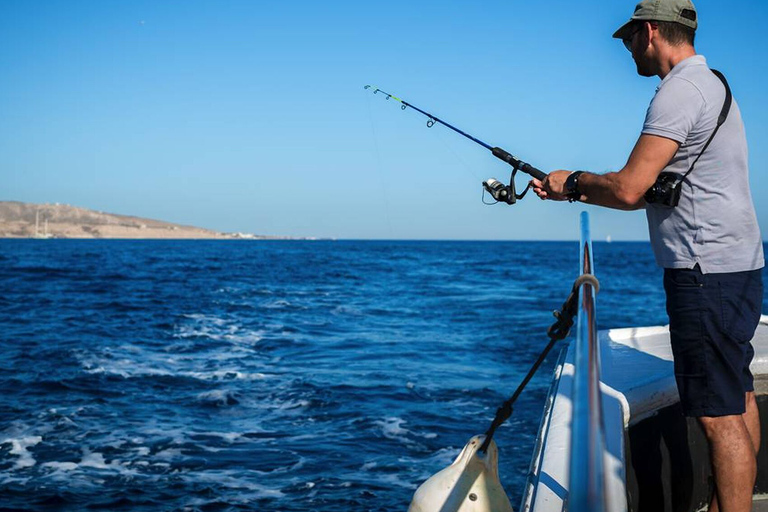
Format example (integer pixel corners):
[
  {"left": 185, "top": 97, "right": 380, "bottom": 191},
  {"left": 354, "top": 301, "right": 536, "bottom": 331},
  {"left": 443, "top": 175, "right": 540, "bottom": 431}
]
[{"left": 564, "top": 171, "right": 585, "bottom": 202}]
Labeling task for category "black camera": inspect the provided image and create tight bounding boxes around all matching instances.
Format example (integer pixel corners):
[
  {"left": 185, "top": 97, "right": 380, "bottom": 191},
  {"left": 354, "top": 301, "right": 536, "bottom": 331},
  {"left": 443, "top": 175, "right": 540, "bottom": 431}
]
[{"left": 644, "top": 172, "right": 683, "bottom": 207}]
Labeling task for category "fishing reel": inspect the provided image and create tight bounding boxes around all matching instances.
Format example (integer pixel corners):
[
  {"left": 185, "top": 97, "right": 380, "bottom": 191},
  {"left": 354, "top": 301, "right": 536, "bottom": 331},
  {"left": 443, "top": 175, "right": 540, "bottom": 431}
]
[
  {"left": 482, "top": 167, "right": 532, "bottom": 205},
  {"left": 483, "top": 178, "right": 516, "bottom": 204}
]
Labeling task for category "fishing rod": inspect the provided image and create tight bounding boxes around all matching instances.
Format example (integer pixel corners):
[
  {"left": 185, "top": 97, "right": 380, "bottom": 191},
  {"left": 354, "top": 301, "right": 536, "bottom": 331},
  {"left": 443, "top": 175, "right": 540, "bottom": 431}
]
[{"left": 364, "top": 85, "right": 547, "bottom": 205}]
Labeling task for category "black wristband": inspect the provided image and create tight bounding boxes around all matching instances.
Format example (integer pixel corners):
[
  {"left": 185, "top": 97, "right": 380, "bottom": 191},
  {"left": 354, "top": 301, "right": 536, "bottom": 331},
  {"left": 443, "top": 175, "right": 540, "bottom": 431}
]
[{"left": 565, "top": 171, "right": 585, "bottom": 202}]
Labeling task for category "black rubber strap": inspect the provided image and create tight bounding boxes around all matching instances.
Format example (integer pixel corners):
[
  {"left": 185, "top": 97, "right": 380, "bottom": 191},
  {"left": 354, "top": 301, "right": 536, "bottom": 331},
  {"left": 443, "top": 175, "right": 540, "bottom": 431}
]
[{"left": 680, "top": 69, "right": 732, "bottom": 183}]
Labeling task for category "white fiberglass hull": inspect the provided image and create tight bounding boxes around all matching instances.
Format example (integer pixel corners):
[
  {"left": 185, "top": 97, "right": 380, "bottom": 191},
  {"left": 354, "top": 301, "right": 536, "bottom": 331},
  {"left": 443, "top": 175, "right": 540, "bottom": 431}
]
[{"left": 522, "top": 315, "right": 768, "bottom": 512}]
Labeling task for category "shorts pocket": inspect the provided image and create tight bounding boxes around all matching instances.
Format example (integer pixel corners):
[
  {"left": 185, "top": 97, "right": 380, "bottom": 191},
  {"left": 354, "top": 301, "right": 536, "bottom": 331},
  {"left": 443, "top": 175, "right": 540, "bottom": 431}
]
[{"left": 719, "top": 271, "right": 762, "bottom": 342}]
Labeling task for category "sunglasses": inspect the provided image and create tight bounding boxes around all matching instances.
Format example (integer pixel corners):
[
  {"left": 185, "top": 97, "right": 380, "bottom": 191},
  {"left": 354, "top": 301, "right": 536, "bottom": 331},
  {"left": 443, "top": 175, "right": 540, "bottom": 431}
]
[{"left": 622, "top": 25, "right": 642, "bottom": 52}]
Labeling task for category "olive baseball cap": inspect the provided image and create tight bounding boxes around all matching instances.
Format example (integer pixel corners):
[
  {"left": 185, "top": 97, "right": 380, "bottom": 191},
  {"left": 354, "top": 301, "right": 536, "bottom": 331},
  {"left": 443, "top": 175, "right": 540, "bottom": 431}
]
[{"left": 613, "top": 0, "right": 698, "bottom": 39}]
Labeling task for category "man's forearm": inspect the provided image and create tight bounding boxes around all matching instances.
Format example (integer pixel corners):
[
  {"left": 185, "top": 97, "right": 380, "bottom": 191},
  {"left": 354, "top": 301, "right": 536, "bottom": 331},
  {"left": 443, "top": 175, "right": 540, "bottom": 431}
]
[
  {"left": 533, "top": 135, "right": 678, "bottom": 208},
  {"left": 577, "top": 171, "right": 647, "bottom": 210}
]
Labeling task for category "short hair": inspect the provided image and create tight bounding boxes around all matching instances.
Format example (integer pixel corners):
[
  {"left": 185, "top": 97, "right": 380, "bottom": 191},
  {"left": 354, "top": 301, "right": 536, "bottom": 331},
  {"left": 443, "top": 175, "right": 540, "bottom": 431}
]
[{"left": 656, "top": 21, "right": 695, "bottom": 46}]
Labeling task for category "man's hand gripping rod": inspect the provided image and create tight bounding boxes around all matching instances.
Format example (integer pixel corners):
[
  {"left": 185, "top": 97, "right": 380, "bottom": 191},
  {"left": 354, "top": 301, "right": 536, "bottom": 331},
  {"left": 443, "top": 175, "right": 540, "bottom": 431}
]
[{"left": 364, "top": 85, "right": 546, "bottom": 204}]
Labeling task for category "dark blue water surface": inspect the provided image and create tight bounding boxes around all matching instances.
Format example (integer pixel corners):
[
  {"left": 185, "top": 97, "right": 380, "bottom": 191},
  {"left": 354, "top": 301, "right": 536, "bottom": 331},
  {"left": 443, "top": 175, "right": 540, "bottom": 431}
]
[{"left": 1, "top": 240, "right": 766, "bottom": 511}]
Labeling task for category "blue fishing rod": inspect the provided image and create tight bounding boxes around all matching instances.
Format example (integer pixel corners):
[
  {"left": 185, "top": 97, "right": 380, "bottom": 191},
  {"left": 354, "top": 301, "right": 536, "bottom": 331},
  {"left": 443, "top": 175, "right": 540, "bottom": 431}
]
[{"left": 364, "top": 85, "right": 547, "bottom": 205}]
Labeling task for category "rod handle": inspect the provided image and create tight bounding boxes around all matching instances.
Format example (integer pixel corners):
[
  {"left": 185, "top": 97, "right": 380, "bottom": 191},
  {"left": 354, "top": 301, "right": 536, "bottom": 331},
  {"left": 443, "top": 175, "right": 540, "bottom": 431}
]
[{"left": 491, "top": 147, "right": 547, "bottom": 181}]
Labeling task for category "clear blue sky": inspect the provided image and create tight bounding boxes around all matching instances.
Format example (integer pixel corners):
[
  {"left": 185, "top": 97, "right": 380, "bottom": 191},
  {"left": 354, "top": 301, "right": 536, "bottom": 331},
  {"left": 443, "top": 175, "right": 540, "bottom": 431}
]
[{"left": 2, "top": 0, "right": 766, "bottom": 240}]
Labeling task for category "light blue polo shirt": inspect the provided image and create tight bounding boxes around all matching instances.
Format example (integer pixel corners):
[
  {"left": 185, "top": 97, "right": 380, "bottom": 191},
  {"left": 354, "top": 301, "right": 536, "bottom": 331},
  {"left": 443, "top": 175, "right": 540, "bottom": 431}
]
[{"left": 643, "top": 55, "right": 763, "bottom": 273}]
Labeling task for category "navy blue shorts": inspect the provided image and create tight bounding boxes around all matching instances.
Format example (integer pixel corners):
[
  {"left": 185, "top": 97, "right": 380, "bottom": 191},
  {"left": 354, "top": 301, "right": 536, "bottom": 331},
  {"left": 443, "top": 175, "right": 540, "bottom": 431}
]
[{"left": 664, "top": 265, "right": 763, "bottom": 417}]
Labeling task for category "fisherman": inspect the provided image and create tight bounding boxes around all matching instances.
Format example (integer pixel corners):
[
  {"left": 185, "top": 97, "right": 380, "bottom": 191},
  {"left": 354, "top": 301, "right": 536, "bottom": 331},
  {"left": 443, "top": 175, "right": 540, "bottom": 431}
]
[{"left": 532, "top": 1, "right": 764, "bottom": 511}]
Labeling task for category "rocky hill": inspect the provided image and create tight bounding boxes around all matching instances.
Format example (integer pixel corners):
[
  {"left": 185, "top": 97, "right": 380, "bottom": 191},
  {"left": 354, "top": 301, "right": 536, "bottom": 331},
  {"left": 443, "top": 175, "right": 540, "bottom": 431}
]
[{"left": 0, "top": 201, "right": 265, "bottom": 239}]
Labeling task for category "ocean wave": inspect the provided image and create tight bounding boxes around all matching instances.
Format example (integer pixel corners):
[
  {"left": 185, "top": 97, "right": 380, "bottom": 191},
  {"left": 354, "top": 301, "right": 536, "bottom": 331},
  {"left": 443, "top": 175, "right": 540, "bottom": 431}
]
[
  {"left": 373, "top": 417, "right": 438, "bottom": 452},
  {"left": 76, "top": 344, "right": 272, "bottom": 382},
  {"left": 174, "top": 314, "right": 265, "bottom": 345},
  {"left": 195, "top": 389, "right": 241, "bottom": 407},
  {"left": 81, "top": 363, "right": 269, "bottom": 382},
  {"left": 260, "top": 299, "right": 294, "bottom": 309},
  {"left": 182, "top": 470, "right": 287, "bottom": 501}
]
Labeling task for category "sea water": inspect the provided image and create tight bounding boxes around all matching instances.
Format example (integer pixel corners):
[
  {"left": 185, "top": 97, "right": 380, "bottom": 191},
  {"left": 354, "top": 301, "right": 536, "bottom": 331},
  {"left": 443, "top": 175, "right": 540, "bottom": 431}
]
[{"left": 1, "top": 240, "right": 766, "bottom": 511}]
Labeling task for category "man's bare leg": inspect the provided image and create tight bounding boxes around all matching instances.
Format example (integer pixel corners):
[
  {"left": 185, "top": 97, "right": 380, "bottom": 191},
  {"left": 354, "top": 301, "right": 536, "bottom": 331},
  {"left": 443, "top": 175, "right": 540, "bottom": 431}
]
[
  {"left": 743, "top": 391, "right": 761, "bottom": 454},
  {"left": 703, "top": 393, "right": 760, "bottom": 512}
]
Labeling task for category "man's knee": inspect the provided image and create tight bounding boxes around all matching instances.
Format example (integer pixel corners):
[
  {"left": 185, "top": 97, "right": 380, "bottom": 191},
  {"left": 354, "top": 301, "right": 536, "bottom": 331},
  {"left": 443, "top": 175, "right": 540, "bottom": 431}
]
[
  {"left": 697, "top": 414, "right": 756, "bottom": 460},
  {"left": 698, "top": 414, "right": 744, "bottom": 440}
]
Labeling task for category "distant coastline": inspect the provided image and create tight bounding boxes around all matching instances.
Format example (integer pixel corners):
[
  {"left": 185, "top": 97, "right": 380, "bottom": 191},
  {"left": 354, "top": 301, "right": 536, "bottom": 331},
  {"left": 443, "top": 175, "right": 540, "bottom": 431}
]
[{"left": 0, "top": 201, "right": 303, "bottom": 240}]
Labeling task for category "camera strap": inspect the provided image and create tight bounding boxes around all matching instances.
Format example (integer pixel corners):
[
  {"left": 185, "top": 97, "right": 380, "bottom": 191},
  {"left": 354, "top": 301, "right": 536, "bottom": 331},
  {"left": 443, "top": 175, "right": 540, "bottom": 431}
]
[{"left": 679, "top": 69, "right": 732, "bottom": 184}]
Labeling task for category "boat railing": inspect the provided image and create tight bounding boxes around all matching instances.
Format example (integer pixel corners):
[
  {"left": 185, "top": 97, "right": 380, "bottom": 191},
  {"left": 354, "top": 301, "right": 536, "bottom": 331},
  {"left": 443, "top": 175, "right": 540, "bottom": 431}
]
[{"left": 568, "top": 211, "right": 608, "bottom": 512}]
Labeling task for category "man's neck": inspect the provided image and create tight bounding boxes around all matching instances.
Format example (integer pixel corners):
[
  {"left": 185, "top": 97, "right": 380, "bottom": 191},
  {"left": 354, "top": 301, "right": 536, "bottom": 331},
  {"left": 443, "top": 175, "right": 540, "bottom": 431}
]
[{"left": 657, "top": 46, "right": 697, "bottom": 79}]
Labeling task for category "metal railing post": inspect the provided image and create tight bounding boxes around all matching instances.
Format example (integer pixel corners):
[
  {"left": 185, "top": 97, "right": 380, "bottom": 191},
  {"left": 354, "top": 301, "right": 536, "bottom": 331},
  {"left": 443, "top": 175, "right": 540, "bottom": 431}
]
[{"left": 568, "top": 211, "right": 607, "bottom": 512}]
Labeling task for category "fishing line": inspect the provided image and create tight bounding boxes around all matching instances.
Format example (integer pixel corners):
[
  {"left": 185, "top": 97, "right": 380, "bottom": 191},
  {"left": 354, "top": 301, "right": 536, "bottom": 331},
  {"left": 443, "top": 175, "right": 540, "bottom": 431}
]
[
  {"left": 427, "top": 123, "right": 484, "bottom": 182},
  {"left": 364, "top": 90, "right": 395, "bottom": 237}
]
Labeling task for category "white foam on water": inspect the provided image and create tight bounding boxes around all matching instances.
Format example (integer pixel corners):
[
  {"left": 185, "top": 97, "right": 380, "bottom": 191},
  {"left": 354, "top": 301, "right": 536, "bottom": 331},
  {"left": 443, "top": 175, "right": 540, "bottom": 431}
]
[
  {"left": 174, "top": 314, "right": 264, "bottom": 346},
  {"left": 261, "top": 299, "right": 293, "bottom": 310},
  {"left": 399, "top": 446, "right": 460, "bottom": 466},
  {"left": 0, "top": 474, "right": 31, "bottom": 486},
  {"left": 194, "top": 445, "right": 224, "bottom": 453},
  {"left": 331, "top": 305, "right": 363, "bottom": 316},
  {"left": 80, "top": 355, "right": 269, "bottom": 382},
  {"left": 181, "top": 313, "right": 226, "bottom": 323},
  {"left": 183, "top": 470, "right": 286, "bottom": 498},
  {"left": 376, "top": 417, "right": 408, "bottom": 439},
  {"left": 41, "top": 461, "right": 79, "bottom": 471},
  {"left": 79, "top": 451, "right": 110, "bottom": 469},
  {"left": 397, "top": 446, "right": 463, "bottom": 481},
  {"left": 192, "top": 431, "right": 244, "bottom": 443},
  {"left": 79, "top": 450, "right": 138, "bottom": 476},
  {"left": 184, "top": 428, "right": 296, "bottom": 453},
  {"left": 1, "top": 435, "right": 42, "bottom": 469},
  {"left": 263, "top": 456, "right": 305, "bottom": 475},
  {"left": 154, "top": 448, "right": 184, "bottom": 460},
  {"left": 116, "top": 343, "right": 143, "bottom": 354},
  {"left": 76, "top": 316, "right": 273, "bottom": 384},
  {"left": 428, "top": 446, "right": 461, "bottom": 466},
  {"left": 195, "top": 389, "right": 240, "bottom": 407},
  {"left": 198, "top": 348, "right": 253, "bottom": 362},
  {"left": 375, "top": 417, "right": 438, "bottom": 443},
  {"left": 369, "top": 471, "right": 420, "bottom": 490},
  {"left": 275, "top": 398, "right": 310, "bottom": 410},
  {"left": 184, "top": 369, "right": 268, "bottom": 382},
  {"left": 34, "top": 446, "right": 141, "bottom": 479},
  {"left": 75, "top": 323, "right": 278, "bottom": 384}
]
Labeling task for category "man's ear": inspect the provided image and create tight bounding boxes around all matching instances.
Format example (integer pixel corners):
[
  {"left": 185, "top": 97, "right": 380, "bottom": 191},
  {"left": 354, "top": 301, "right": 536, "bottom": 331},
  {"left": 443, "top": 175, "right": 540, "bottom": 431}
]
[{"left": 644, "top": 21, "right": 658, "bottom": 48}]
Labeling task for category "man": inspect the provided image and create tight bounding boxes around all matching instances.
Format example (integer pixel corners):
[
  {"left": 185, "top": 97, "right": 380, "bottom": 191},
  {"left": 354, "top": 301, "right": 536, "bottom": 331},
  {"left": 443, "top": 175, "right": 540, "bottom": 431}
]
[{"left": 531, "top": 1, "right": 764, "bottom": 511}]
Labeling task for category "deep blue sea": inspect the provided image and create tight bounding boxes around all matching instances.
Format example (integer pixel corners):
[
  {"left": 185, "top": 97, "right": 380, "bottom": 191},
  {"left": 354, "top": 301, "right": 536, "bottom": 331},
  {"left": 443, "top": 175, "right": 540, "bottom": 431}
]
[{"left": 1, "top": 240, "right": 766, "bottom": 511}]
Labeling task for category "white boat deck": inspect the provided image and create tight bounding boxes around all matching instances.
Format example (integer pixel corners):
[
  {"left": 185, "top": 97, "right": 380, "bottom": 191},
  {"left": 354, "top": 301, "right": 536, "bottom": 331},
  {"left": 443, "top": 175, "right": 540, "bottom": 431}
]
[{"left": 521, "top": 315, "right": 768, "bottom": 512}]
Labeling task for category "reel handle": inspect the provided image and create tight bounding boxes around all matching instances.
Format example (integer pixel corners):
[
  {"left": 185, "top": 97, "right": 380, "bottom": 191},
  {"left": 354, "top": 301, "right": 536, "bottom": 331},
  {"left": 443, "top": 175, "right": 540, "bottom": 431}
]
[{"left": 491, "top": 147, "right": 547, "bottom": 181}]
